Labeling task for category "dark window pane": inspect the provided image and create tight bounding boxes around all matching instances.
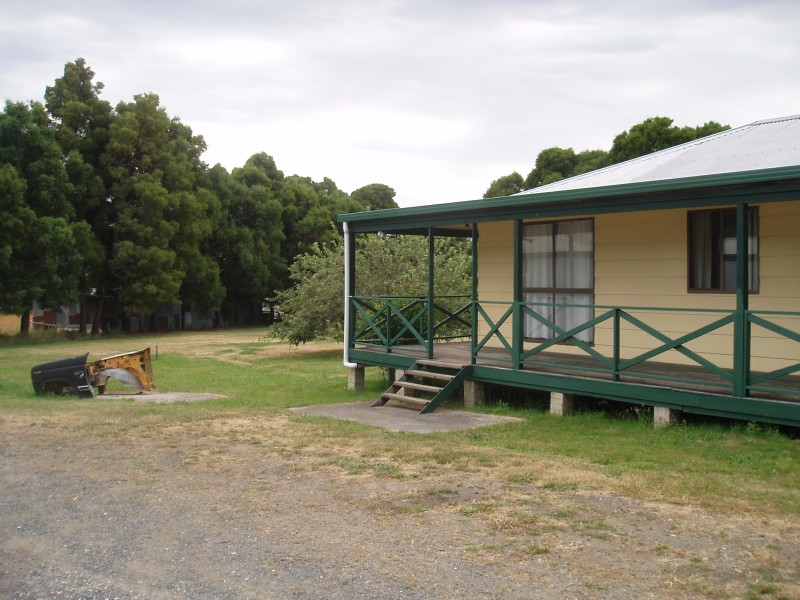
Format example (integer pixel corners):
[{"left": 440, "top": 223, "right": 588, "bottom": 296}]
[{"left": 689, "top": 208, "right": 759, "bottom": 293}]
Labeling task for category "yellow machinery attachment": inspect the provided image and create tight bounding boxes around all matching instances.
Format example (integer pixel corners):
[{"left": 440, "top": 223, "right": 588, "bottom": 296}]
[{"left": 88, "top": 348, "right": 156, "bottom": 394}]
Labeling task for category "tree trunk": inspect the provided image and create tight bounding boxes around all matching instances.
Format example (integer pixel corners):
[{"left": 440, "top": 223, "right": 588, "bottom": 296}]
[{"left": 20, "top": 310, "right": 30, "bottom": 335}]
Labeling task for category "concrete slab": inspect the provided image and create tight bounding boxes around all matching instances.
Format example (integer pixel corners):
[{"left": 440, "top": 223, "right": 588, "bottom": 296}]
[
  {"left": 289, "top": 401, "right": 524, "bottom": 434},
  {"left": 100, "top": 392, "right": 225, "bottom": 404}
]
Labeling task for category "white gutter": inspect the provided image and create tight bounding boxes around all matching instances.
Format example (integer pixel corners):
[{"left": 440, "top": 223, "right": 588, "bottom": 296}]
[{"left": 342, "top": 221, "right": 358, "bottom": 368}]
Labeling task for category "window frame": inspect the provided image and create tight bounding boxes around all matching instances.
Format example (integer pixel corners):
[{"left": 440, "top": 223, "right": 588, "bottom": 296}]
[
  {"left": 522, "top": 218, "right": 595, "bottom": 343},
  {"left": 687, "top": 207, "right": 759, "bottom": 294}
]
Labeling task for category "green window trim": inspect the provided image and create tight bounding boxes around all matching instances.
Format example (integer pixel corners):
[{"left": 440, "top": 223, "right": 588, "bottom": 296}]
[
  {"left": 522, "top": 218, "right": 595, "bottom": 343},
  {"left": 688, "top": 207, "right": 759, "bottom": 293}
]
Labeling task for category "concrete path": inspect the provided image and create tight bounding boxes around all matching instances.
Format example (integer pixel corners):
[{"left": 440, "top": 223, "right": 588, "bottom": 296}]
[
  {"left": 101, "top": 392, "right": 226, "bottom": 403},
  {"left": 290, "top": 401, "right": 523, "bottom": 434},
  {"left": 101, "top": 394, "right": 523, "bottom": 433}
]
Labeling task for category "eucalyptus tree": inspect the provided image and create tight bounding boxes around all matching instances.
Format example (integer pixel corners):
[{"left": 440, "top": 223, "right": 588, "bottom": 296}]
[
  {"left": 0, "top": 101, "right": 82, "bottom": 332},
  {"left": 607, "top": 116, "right": 728, "bottom": 164},
  {"left": 278, "top": 175, "right": 367, "bottom": 279},
  {"left": 523, "top": 146, "right": 580, "bottom": 189},
  {"left": 492, "top": 117, "right": 729, "bottom": 197},
  {"left": 44, "top": 58, "right": 113, "bottom": 333},
  {"left": 350, "top": 183, "right": 398, "bottom": 211},
  {"left": 209, "top": 154, "right": 285, "bottom": 325},
  {"left": 104, "top": 93, "right": 222, "bottom": 326},
  {"left": 483, "top": 172, "right": 524, "bottom": 198}
]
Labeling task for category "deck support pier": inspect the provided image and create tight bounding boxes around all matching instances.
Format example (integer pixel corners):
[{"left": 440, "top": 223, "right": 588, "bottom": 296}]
[
  {"left": 654, "top": 406, "right": 682, "bottom": 428},
  {"left": 550, "top": 392, "right": 575, "bottom": 416},
  {"left": 464, "top": 380, "right": 485, "bottom": 408},
  {"left": 347, "top": 365, "right": 365, "bottom": 391}
]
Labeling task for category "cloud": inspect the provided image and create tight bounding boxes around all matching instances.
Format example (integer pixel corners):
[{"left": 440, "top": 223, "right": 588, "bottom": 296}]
[{"left": 2, "top": 0, "right": 799, "bottom": 206}]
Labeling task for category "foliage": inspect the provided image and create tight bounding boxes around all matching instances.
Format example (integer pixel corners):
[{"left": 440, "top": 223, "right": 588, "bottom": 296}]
[
  {"left": 278, "top": 175, "right": 362, "bottom": 273},
  {"left": 273, "top": 235, "right": 346, "bottom": 343},
  {"left": 483, "top": 172, "right": 524, "bottom": 198},
  {"left": 1, "top": 59, "right": 395, "bottom": 333},
  {"left": 510, "top": 116, "right": 730, "bottom": 192},
  {"left": 102, "top": 93, "right": 222, "bottom": 317},
  {"left": 0, "top": 102, "right": 82, "bottom": 326},
  {"left": 524, "top": 147, "right": 580, "bottom": 189},
  {"left": 350, "top": 183, "right": 398, "bottom": 211},
  {"left": 43, "top": 59, "right": 115, "bottom": 334},
  {"left": 607, "top": 116, "right": 728, "bottom": 164},
  {"left": 211, "top": 156, "right": 285, "bottom": 324},
  {"left": 2, "top": 60, "right": 735, "bottom": 338},
  {"left": 274, "top": 232, "right": 472, "bottom": 344}
]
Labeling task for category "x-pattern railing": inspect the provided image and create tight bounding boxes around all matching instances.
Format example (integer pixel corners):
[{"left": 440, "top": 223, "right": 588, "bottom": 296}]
[
  {"left": 349, "top": 296, "right": 800, "bottom": 397},
  {"left": 747, "top": 311, "right": 800, "bottom": 395},
  {"left": 474, "top": 300, "right": 800, "bottom": 395},
  {"left": 352, "top": 296, "right": 471, "bottom": 351}
]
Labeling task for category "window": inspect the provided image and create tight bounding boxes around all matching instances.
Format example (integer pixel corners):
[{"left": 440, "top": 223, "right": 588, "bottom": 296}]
[
  {"left": 688, "top": 208, "right": 759, "bottom": 293},
  {"left": 522, "top": 219, "right": 594, "bottom": 343}
]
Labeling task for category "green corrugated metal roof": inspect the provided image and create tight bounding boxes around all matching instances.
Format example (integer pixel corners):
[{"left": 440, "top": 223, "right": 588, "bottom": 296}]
[{"left": 338, "top": 115, "right": 800, "bottom": 231}]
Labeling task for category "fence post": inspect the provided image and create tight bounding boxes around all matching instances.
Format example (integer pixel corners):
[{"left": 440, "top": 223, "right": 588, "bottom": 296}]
[
  {"left": 428, "top": 228, "right": 435, "bottom": 360},
  {"left": 513, "top": 220, "right": 523, "bottom": 370},
  {"left": 612, "top": 308, "right": 621, "bottom": 382},
  {"left": 471, "top": 224, "right": 479, "bottom": 365},
  {"left": 733, "top": 202, "right": 750, "bottom": 397},
  {"left": 386, "top": 300, "right": 392, "bottom": 353}
]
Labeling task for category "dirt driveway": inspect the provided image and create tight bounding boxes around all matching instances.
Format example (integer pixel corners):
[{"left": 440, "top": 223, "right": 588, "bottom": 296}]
[
  {"left": 1, "top": 333, "right": 798, "bottom": 599},
  {"left": 1, "top": 411, "right": 797, "bottom": 600}
]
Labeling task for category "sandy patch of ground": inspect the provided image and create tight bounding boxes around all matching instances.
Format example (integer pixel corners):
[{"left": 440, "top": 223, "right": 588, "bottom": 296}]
[{"left": 147, "top": 330, "right": 341, "bottom": 364}]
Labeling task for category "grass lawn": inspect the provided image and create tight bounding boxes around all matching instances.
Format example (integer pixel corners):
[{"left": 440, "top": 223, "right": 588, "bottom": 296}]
[{"left": 1, "top": 328, "right": 798, "bottom": 517}]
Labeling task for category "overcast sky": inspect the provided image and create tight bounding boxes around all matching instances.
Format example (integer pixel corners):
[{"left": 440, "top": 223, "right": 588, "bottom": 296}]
[{"left": 2, "top": 0, "right": 798, "bottom": 207}]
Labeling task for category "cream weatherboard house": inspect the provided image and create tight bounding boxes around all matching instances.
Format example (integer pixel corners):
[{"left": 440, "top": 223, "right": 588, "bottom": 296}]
[{"left": 338, "top": 116, "right": 800, "bottom": 427}]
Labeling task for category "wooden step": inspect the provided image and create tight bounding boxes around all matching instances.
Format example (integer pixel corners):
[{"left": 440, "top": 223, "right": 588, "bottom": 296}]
[
  {"left": 394, "top": 381, "right": 442, "bottom": 394},
  {"left": 404, "top": 369, "right": 455, "bottom": 382},
  {"left": 374, "top": 360, "right": 469, "bottom": 413},
  {"left": 381, "top": 392, "right": 430, "bottom": 410}
]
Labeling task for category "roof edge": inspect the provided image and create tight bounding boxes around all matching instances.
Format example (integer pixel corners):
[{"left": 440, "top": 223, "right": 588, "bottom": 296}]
[{"left": 338, "top": 164, "right": 800, "bottom": 224}]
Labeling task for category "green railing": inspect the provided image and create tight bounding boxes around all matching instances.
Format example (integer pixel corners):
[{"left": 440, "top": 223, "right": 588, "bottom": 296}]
[
  {"left": 747, "top": 311, "right": 800, "bottom": 397},
  {"left": 348, "top": 296, "right": 800, "bottom": 398},
  {"left": 351, "top": 295, "right": 472, "bottom": 355},
  {"left": 474, "top": 300, "right": 800, "bottom": 398}
]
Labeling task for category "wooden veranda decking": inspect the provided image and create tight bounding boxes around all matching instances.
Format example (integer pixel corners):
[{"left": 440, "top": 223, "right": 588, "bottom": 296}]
[
  {"left": 353, "top": 341, "right": 800, "bottom": 404},
  {"left": 346, "top": 296, "right": 800, "bottom": 425}
]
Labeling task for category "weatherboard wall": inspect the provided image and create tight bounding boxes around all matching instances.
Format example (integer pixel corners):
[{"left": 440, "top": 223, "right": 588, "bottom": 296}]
[
  {"left": 476, "top": 200, "right": 800, "bottom": 372},
  {"left": 476, "top": 220, "right": 515, "bottom": 344}
]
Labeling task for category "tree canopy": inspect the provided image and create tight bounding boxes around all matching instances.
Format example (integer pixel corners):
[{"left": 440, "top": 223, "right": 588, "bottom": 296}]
[
  {"left": 607, "top": 117, "right": 728, "bottom": 164},
  {"left": 350, "top": 183, "right": 399, "bottom": 211},
  {"left": 2, "top": 60, "right": 734, "bottom": 339},
  {"left": 483, "top": 172, "right": 524, "bottom": 198},
  {"left": 0, "top": 101, "right": 83, "bottom": 332},
  {"left": 485, "top": 117, "right": 730, "bottom": 198},
  {"left": 0, "top": 59, "right": 386, "bottom": 334}
]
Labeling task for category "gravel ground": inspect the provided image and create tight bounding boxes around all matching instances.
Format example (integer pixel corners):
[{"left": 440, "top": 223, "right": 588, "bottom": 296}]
[{"left": 1, "top": 409, "right": 798, "bottom": 599}]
